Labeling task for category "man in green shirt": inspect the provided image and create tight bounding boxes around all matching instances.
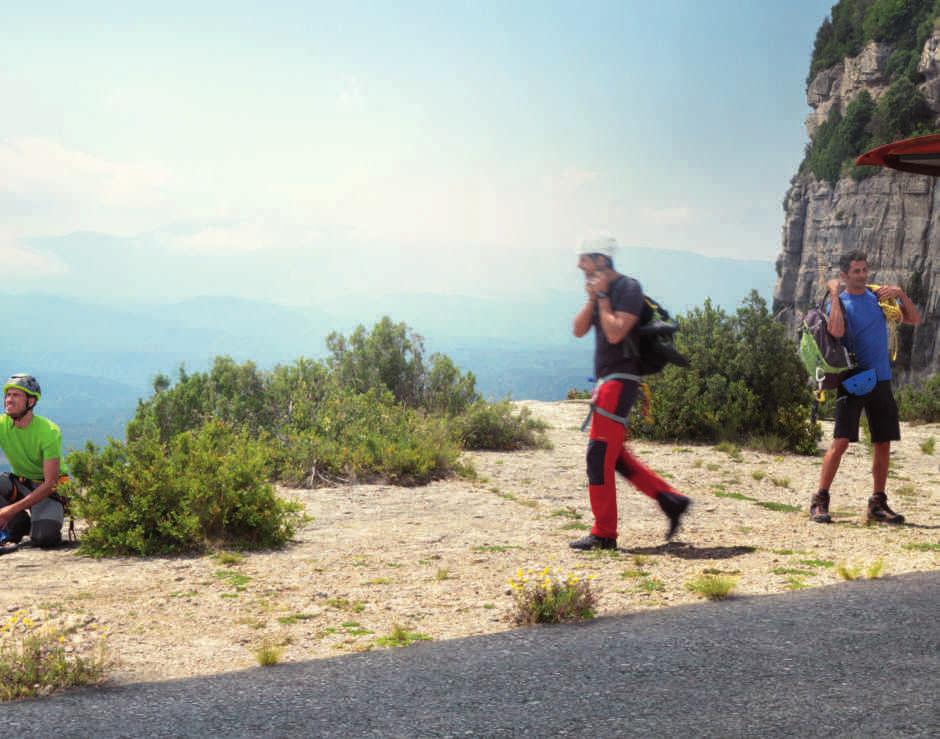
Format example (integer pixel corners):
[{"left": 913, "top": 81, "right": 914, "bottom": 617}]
[{"left": 0, "top": 374, "right": 68, "bottom": 548}]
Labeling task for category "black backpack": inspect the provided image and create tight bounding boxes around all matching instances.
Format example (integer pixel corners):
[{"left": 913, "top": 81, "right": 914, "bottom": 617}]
[
  {"left": 798, "top": 295, "right": 854, "bottom": 391},
  {"left": 624, "top": 295, "right": 689, "bottom": 375}
]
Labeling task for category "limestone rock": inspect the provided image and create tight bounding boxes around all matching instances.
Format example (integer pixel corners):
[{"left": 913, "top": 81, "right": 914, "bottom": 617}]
[
  {"left": 777, "top": 40, "right": 940, "bottom": 384},
  {"left": 918, "top": 29, "right": 940, "bottom": 114},
  {"left": 805, "top": 42, "right": 893, "bottom": 138},
  {"left": 774, "top": 173, "right": 938, "bottom": 382}
]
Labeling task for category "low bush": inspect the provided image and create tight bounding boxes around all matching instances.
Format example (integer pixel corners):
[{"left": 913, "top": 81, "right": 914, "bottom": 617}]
[
  {"left": 325, "top": 316, "right": 479, "bottom": 414},
  {"left": 685, "top": 574, "right": 737, "bottom": 600},
  {"left": 268, "top": 388, "right": 461, "bottom": 486},
  {"left": 508, "top": 567, "right": 596, "bottom": 624},
  {"left": 0, "top": 610, "right": 107, "bottom": 701},
  {"left": 634, "top": 292, "right": 820, "bottom": 454},
  {"left": 451, "top": 401, "right": 551, "bottom": 451},
  {"left": 897, "top": 373, "right": 940, "bottom": 423},
  {"left": 808, "top": 1, "right": 867, "bottom": 81},
  {"left": 68, "top": 419, "right": 302, "bottom": 556},
  {"left": 374, "top": 624, "right": 431, "bottom": 648},
  {"left": 63, "top": 316, "right": 566, "bottom": 559},
  {"left": 836, "top": 559, "right": 885, "bottom": 580},
  {"left": 803, "top": 91, "right": 875, "bottom": 184},
  {"left": 253, "top": 639, "right": 285, "bottom": 666}
]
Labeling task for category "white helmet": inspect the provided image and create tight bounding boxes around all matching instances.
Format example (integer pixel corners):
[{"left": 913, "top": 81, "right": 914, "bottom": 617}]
[{"left": 576, "top": 235, "right": 618, "bottom": 259}]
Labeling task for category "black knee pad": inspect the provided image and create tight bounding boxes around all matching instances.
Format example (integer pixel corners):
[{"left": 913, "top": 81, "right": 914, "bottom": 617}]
[
  {"left": 8, "top": 511, "right": 31, "bottom": 543},
  {"left": 615, "top": 457, "right": 635, "bottom": 479},
  {"left": 30, "top": 520, "right": 62, "bottom": 549},
  {"left": 586, "top": 439, "right": 608, "bottom": 485}
]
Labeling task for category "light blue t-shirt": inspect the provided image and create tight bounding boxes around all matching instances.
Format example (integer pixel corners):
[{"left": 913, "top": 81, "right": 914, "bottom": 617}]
[{"left": 838, "top": 289, "right": 892, "bottom": 381}]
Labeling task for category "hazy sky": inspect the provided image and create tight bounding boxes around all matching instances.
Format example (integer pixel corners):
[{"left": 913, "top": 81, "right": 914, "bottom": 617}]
[{"left": 1, "top": 1, "right": 835, "bottom": 302}]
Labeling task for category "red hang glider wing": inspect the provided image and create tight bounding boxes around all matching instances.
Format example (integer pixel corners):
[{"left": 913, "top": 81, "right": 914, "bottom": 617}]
[{"left": 856, "top": 133, "right": 940, "bottom": 176}]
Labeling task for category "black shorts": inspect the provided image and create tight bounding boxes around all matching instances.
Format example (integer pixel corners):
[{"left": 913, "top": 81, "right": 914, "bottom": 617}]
[{"left": 833, "top": 380, "right": 900, "bottom": 443}]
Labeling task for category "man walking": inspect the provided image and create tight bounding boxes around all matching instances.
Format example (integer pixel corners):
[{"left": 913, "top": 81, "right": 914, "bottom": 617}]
[
  {"left": 809, "top": 252, "right": 920, "bottom": 524},
  {"left": 570, "top": 236, "right": 690, "bottom": 550},
  {"left": 0, "top": 374, "right": 68, "bottom": 548}
]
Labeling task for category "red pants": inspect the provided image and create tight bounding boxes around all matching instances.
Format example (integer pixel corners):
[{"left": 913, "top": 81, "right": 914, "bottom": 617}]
[{"left": 587, "top": 379, "right": 677, "bottom": 539}]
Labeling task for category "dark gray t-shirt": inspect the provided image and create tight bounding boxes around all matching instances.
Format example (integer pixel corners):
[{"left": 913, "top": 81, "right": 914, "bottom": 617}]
[{"left": 593, "top": 274, "right": 644, "bottom": 378}]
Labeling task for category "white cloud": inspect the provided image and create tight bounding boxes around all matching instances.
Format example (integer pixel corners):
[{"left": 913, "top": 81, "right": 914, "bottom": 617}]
[
  {"left": 169, "top": 222, "right": 282, "bottom": 253},
  {"left": 0, "top": 234, "right": 67, "bottom": 275},
  {"left": 0, "top": 137, "right": 170, "bottom": 206},
  {"left": 0, "top": 137, "right": 179, "bottom": 242}
]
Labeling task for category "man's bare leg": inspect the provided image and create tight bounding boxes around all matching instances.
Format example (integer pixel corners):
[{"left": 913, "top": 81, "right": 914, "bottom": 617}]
[
  {"left": 871, "top": 441, "right": 890, "bottom": 494},
  {"left": 819, "top": 437, "right": 850, "bottom": 491},
  {"left": 811, "top": 438, "right": 849, "bottom": 523}
]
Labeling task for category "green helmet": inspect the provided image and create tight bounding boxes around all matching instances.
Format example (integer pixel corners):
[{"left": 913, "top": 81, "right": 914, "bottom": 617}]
[{"left": 3, "top": 374, "right": 41, "bottom": 401}]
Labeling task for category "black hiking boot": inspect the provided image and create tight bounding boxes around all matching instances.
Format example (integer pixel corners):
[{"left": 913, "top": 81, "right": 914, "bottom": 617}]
[
  {"left": 656, "top": 491, "right": 691, "bottom": 540},
  {"left": 568, "top": 534, "right": 617, "bottom": 551},
  {"left": 809, "top": 491, "right": 832, "bottom": 524},
  {"left": 867, "top": 492, "right": 905, "bottom": 525}
]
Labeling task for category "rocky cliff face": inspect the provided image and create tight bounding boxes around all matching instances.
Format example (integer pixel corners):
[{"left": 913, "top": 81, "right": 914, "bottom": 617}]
[
  {"left": 804, "top": 41, "right": 894, "bottom": 137},
  {"left": 774, "top": 34, "right": 940, "bottom": 383}
]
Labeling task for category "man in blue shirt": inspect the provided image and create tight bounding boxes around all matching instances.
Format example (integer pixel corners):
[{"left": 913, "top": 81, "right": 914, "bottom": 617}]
[{"left": 810, "top": 252, "right": 920, "bottom": 525}]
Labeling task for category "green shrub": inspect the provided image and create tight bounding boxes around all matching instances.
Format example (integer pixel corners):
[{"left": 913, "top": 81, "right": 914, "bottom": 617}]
[
  {"left": 885, "top": 46, "right": 919, "bottom": 79},
  {"left": 68, "top": 419, "right": 302, "bottom": 556},
  {"left": 106, "top": 316, "right": 561, "bottom": 514},
  {"left": 863, "top": 0, "right": 927, "bottom": 44},
  {"left": 685, "top": 574, "right": 737, "bottom": 600},
  {"left": 268, "top": 388, "right": 461, "bottom": 486},
  {"left": 326, "top": 317, "right": 428, "bottom": 407},
  {"left": 870, "top": 77, "right": 933, "bottom": 145},
  {"left": 253, "top": 639, "right": 285, "bottom": 666},
  {"left": 835, "top": 559, "right": 884, "bottom": 580},
  {"left": 0, "top": 610, "right": 108, "bottom": 701},
  {"left": 147, "top": 357, "right": 280, "bottom": 442},
  {"left": 633, "top": 292, "right": 820, "bottom": 453},
  {"left": 808, "top": 0, "right": 871, "bottom": 81},
  {"left": 508, "top": 567, "right": 596, "bottom": 624},
  {"left": 746, "top": 434, "right": 790, "bottom": 454},
  {"left": 138, "top": 352, "right": 467, "bottom": 487},
  {"left": 809, "top": 0, "right": 937, "bottom": 81},
  {"left": 803, "top": 92, "right": 876, "bottom": 184},
  {"left": 452, "top": 401, "right": 551, "bottom": 451},
  {"left": 325, "top": 316, "right": 479, "bottom": 414},
  {"left": 897, "top": 373, "right": 940, "bottom": 422},
  {"left": 374, "top": 624, "right": 431, "bottom": 648}
]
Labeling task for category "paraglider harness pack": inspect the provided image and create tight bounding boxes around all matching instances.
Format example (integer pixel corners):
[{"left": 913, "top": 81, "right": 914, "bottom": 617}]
[
  {"left": 623, "top": 294, "right": 689, "bottom": 376},
  {"left": 798, "top": 292, "right": 885, "bottom": 422},
  {"left": 581, "top": 291, "right": 689, "bottom": 431},
  {"left": 799, "top": 294, "right": 855, "bottom": 398}
]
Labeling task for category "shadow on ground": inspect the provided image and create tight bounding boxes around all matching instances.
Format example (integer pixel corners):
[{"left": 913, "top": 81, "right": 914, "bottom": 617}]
[{"left": 624, "top": 541, "right": 757, "bottom": 560}]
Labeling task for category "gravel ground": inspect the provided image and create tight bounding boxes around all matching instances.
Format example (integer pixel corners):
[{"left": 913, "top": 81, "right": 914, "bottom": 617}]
[{"left": 3, "top": 400, "right": 938, "bottom": 686}]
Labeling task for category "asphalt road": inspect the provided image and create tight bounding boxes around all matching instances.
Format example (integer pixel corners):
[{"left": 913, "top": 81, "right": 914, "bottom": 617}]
[{"left": 7, "top": 571, "right": 939, "bottom": 738}]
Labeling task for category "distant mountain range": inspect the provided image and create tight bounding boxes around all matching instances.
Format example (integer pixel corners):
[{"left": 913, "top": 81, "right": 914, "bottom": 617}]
[{"left": 6, "top": 244, "right": 774, "bottom": 452}]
